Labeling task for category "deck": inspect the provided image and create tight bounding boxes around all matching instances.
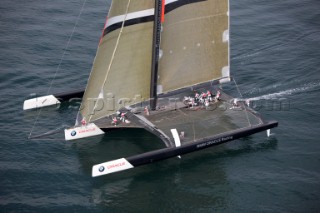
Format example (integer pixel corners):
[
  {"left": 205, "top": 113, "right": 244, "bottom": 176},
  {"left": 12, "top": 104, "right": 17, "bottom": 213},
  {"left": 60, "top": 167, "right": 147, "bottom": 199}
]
[{"left": 94, "top": 92, "right": 263, "bottom": 148}]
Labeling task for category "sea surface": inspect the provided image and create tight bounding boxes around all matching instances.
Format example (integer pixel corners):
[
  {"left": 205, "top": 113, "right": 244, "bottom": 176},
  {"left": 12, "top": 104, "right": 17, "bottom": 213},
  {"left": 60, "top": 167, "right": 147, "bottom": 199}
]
[{"left": 1, "top": 0, "right": 320, "bottom": 212}]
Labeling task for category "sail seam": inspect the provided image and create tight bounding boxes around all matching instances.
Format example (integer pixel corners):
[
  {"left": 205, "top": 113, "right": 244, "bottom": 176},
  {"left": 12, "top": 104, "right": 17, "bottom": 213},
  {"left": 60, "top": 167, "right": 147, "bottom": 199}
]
[{"left": 163, "top": 13, "right": 226, "bottom": 28}]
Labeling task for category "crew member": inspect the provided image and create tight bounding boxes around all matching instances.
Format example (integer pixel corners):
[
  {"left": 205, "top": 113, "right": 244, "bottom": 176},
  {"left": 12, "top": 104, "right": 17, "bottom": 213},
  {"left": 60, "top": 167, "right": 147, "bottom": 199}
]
[
  {"left": 81, "top": 117, "right": 86, "bottom": 126},
  {"left": 111, "top": 117, "right": 118, "bottom": 126}
]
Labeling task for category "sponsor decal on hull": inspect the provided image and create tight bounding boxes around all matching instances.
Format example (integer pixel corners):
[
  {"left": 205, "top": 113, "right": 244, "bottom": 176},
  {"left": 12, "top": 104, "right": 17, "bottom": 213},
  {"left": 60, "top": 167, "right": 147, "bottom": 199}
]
[
  {"left": 92, "top": 158, "right": 134, "bottom": 177},
  {"left": 64, "top": 123, "right": 104, "bottom": 141},
  {"left": 196, "top": 135, "right": 233, "bottom": 149}
]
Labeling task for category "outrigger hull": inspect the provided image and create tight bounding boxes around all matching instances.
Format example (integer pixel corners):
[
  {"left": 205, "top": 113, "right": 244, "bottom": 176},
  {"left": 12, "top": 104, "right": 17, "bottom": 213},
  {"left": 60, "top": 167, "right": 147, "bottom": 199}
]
[
  {"left": 92, "top": 120, "right": 278, "bottom": 177},
  {"left": 23, "top": 89, "right": 84, "bottom": 110}
]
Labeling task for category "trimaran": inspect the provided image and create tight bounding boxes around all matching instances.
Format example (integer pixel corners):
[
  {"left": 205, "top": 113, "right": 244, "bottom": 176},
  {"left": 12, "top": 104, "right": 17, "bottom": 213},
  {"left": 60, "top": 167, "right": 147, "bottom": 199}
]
[{"left": 24, "top": 0, "right": 278, "bottom": 177}]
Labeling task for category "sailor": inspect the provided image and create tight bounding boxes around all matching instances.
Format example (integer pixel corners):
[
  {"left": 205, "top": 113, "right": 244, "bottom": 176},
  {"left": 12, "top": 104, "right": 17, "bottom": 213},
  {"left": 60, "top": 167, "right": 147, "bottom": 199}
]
[
  {"left": 233, "top": 98, "right": 238, "bottom": 107},
  {"left": 190, "top": 98, "right": 197, "bottom": 108},
  {"left": 205, "top": 99, "right": 210, "bottom": 107},
  {"left": 120, "top": 112, "right": 126, "bottom": 123},
  {"left": 116, "top": 111, "right": 121, "bottom": 118},
  {"left": 198, "top": 96, "right": 204, "bottom": 105},
  {"left": 111, "top": 117, "right": 118, "bottom": 126},
  {"left": 207, "top": 90, "right": 212, "bottom": 101},
  {"left": 201, "top": 92, "right": 207, "bottom": 99},
  {"left": 81, "top": 117, "right": 87, "bottom": 126},
  {"left": 215, "top": 90, "right": 221, "bottom": 101},
  {"left": 245, "top": 99, "right": 250, "bottom": 107},
  {"left": 179, "top": 131, "right": 185, "bottom": 140},
  {"left": 200, "top": 92, "right": 207, "bottom": 105},
  {"left": 194, "top": 92, "right": 200, "bottom": 102},
  {"left": 144, "top": 106, "right": 150, "bottom": 116}
]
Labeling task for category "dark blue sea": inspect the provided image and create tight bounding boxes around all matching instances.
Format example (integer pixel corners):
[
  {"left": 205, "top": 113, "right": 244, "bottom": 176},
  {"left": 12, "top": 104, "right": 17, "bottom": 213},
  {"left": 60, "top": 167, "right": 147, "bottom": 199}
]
[{"left": 1, "top": 0, "right": 320, "bottom": 212}]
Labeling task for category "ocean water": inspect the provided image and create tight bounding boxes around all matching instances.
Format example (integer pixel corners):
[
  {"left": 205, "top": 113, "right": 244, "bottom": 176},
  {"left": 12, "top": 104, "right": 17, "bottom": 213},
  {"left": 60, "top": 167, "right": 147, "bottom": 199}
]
[{"left": 1, "top": 0, "right": 320, "bottom": 212}]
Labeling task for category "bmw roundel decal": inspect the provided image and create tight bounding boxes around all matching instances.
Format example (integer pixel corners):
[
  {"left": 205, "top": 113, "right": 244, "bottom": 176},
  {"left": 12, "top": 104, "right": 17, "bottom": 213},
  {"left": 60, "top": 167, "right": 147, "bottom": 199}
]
[
  {"left": 99, "top": 166, "right": 105, "bottom": 172},
  {"left": 71, "top": 130, "right": 77, "bottom": 136}
]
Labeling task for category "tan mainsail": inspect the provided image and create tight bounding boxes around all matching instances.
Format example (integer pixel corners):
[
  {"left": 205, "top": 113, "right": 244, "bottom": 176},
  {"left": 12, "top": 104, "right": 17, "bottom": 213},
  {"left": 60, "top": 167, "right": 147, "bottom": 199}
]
[
  {"left": 79, "top": 0, "right": 154, "bottom": 122},
  {"left": 158, "top": 0, "right": 230, "bottom": 93}
]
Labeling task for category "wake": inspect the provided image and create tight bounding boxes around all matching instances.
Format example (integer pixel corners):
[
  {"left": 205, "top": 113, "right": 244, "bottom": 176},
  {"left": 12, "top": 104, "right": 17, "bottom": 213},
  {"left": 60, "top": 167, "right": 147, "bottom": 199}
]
[{"left": 245, "top": 81, "right": 320, "bottom": 101}]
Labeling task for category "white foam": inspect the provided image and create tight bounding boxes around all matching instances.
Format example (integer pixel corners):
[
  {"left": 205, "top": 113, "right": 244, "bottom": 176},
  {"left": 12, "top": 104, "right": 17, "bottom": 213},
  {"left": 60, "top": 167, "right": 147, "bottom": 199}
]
[{"left": 247, "top": 81, "right": 320, "bottom": 101}]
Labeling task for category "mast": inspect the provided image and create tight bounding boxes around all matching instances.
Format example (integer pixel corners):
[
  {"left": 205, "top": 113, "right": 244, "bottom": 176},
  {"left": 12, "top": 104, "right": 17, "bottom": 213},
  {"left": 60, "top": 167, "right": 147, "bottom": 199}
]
[{"left": 150, "top": 0, "right": 163, "bottom": 110}]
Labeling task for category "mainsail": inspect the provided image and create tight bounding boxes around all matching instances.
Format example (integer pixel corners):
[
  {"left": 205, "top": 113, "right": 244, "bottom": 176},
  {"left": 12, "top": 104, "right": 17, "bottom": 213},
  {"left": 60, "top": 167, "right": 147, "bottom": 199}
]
[
  {"left": 158, "top": 0, "right": 230, "bottom": 94},
  {"left": 79, "top": 0, "right": 155, "bottom": 123}
]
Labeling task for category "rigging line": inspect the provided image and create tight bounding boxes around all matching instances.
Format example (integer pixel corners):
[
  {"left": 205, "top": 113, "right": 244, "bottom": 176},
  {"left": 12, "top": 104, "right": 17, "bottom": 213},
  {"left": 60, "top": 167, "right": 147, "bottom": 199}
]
[
  {"left": 28, "top": 0, "right": 87, "bottom": 139},
  {"left": 29, "top": 125, "right": 70, "bottom": 140},
  {"left": 233, "top": 77, "right": 251, "bottom": 127},
  {"left": 47, "top": 0, "right": 88, "bottom": 95},
  {"left": 88, "top": 0, "right": 132, "bottom": 122},
  {"left": 177, "top": 109, "right": 196, "bottom": 141}
]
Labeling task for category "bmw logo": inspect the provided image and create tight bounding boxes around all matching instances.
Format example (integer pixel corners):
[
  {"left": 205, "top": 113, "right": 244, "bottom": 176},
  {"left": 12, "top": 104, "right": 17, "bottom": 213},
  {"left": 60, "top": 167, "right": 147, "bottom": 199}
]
[
  {"left": 99, "top": 166, "right": 105, "bottom": 172},
  {"left": 71, "top": 131, "right": 77, "bottom": 136}
]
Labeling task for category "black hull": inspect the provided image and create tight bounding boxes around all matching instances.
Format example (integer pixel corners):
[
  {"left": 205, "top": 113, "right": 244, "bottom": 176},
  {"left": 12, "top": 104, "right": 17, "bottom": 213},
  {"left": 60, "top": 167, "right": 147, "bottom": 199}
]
[{"left": 124, "top": 121, "right": 278, "bottom": 167}]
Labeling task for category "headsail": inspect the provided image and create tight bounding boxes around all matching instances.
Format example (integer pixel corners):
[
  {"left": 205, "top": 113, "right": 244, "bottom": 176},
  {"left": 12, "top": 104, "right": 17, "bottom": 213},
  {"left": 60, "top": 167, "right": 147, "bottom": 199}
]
[
  {"left": 158, "top": 0, "right": 230, "bottom": 94},
  {"left": 79, "top": 0, "right": 155, "bottom": 123}
]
